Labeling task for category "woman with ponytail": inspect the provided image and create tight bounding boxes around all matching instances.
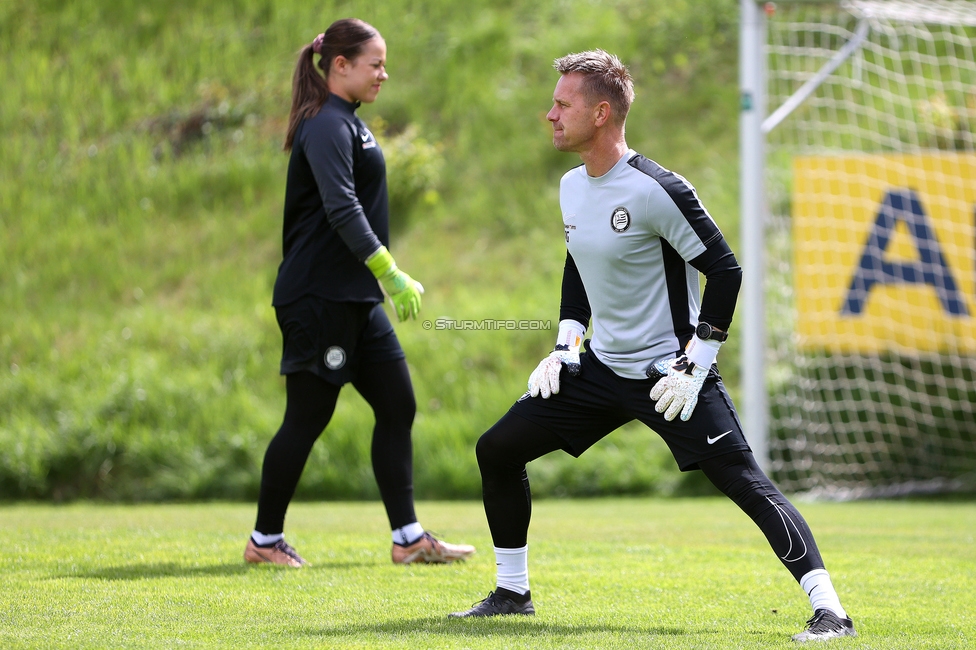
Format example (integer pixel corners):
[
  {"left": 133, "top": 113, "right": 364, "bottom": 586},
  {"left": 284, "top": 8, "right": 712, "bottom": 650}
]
[{"left": 244, "top": 18, "right": 475, "bottom": 568}]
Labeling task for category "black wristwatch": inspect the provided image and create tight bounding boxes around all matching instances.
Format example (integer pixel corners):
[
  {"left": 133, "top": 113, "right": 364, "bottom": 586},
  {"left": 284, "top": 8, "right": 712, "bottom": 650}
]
[{"left": 695, "top": 322, "right": 728, "bottom": 342}]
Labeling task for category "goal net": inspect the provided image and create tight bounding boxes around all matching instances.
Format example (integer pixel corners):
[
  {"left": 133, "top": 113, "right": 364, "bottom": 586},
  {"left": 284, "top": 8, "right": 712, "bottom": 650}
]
[{"left": 761, "top": 0, "right": 976, "bottom": 497}]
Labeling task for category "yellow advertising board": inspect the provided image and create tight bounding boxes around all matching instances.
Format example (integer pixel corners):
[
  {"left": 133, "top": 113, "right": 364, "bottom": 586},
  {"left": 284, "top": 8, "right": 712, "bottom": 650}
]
[{"left": 793, "top": 153, "right": 976, "bottom": 353}]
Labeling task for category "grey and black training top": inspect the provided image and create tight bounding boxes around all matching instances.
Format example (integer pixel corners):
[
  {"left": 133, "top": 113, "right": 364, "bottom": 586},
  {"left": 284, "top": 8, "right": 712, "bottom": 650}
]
[
  {"left": 273, "top": 93, "right": 387, "bottom": 307},
  {"left": 559, "top": 149, "right": 742, "bottom": 380}
]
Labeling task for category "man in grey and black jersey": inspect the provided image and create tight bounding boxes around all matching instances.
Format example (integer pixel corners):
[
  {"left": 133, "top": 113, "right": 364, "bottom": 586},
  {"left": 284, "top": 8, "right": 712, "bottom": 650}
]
[{"left": 449, "top": 50, "right": 855, "bottom": 643}]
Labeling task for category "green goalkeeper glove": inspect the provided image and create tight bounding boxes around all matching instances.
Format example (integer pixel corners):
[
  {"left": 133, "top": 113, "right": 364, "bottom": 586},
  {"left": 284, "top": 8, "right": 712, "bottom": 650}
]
[{"left": 365, "top": 246, "right": 425, "bottom": 322}]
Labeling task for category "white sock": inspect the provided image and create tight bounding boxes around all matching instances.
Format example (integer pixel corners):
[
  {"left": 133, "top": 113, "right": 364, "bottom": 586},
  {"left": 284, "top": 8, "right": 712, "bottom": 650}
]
[
  {"left": 800, "top": 569, "right": 847, "bottom": 618},
  {"left": 392, "top": 522, "right": 425, "bottom": 546},
  {"left": 251, "top": 531, "right": 284, "bottom": 546},
  {"left": 494, "top": 545, "right": 530, "bottom": 596}
]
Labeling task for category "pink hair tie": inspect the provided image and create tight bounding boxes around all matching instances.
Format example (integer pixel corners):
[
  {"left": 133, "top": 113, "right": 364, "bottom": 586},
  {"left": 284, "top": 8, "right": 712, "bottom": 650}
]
[{"left": 311, "top": 33, "right": 325, "bottom": 55}]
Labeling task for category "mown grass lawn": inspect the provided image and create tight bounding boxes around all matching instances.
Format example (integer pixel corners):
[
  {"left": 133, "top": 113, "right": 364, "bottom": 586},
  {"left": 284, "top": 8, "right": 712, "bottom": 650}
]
[{"left": 0, "top": 498, "right": 973, "bottom": 649}]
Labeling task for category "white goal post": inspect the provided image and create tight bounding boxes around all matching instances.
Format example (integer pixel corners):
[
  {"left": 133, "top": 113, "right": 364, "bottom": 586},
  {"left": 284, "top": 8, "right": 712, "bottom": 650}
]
[{"left": 739, "top": 0, "right": 976, "bottom": 497}]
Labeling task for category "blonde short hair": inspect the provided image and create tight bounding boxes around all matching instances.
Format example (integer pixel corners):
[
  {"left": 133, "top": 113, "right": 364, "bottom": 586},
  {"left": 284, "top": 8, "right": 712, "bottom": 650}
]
[{"left": 553, "top": 49, "right": 635, "bottom": 124}]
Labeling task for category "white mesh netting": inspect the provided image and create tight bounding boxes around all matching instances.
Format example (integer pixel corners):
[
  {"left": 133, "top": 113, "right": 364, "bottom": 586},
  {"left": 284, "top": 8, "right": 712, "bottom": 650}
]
[{"left": 763, "top": 0, "right": 976, "bottom": 497}]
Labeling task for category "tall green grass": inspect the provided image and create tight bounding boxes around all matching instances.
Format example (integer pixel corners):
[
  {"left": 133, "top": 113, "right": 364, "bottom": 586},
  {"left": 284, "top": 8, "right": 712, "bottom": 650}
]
[{"left": 0, "top": 0, "right": 741, "bottom": 500}]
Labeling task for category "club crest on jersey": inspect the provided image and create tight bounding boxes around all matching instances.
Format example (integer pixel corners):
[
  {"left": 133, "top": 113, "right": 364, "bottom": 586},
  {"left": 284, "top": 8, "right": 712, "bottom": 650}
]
[
  {"left": 324, "top": 346, "right": 346, "bottom": 370},
  {"left": 610, "top": 206, "right": 631, "bottom": 233}
]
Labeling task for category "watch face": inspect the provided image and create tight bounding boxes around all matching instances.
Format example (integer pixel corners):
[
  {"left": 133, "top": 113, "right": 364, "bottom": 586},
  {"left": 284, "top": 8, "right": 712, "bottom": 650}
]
[{"left": 696, "top": 322, "right": 711, "bottom": 339}]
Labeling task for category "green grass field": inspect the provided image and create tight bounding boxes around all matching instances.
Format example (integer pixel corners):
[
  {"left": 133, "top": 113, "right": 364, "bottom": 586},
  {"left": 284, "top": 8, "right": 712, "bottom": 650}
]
[
  {"left": 3, "top": 4, "right": 974, "bottom": 645},
  {"left": 1, "top": 499, "right": 973, "bottom": 649}
]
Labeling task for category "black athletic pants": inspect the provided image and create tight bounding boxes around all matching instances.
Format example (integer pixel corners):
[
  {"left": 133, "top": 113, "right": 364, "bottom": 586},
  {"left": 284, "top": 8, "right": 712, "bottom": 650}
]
[
  {"left": 476, "top": 411, "right": 826, "bottom": 582},
  {"left": 254, "top": 360, "right": 418, "bottom": 534}
]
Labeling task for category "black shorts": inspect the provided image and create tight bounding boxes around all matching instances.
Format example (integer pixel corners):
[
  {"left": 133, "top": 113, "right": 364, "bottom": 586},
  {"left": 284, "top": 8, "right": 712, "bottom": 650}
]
[
  {"left": 275, "top": 296, "right": 405, "bottom": 386},
  {"left": 509, "top": 343, "right": 751, "bottom": 471}
]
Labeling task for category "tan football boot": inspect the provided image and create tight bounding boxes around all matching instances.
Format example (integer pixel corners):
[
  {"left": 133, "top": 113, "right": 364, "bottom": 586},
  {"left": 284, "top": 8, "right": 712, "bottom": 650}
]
[
  {"left": 392, "top": 531, "right": 476, "bottom": 564},
  {"left": 244, "top": 538, "right": 308, "bottom": 567}
]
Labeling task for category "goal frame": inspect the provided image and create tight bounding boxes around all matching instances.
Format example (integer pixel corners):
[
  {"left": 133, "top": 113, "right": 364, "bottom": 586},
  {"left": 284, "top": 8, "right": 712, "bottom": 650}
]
[
  {"left": 738, "top": 0, "right": 976, "bottom": 482},
  {"left": 739, "top": 0, "right": 771, "bottom": 471}
]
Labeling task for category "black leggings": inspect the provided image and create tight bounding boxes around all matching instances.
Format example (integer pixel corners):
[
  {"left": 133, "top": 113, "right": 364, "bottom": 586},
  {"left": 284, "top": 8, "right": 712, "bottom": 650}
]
[
  {"left": 476, "top": 411, "right": 825, "bottom": 582},
  {"left": 254, "top": 360, "right": 418, "bottom": 534}
]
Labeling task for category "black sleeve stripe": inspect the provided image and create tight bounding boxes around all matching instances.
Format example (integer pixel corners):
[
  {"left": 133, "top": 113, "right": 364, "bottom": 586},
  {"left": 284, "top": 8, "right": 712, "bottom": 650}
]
[
  {"left": 559, "top": 251, "right": 592, "bottom": 326},
  {"left": 690, "top": 242, "right": 742, "bottom": 331},
  {"left": 627, "top": 154, "right": 723, "bottom": 248},
  {"left": 660, "top": 238, "right": 696, "bottom": 349}
]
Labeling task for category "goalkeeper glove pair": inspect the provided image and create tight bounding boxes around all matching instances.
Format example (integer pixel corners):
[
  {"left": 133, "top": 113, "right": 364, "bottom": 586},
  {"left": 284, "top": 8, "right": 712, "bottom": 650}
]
[
  {"left": 365, "top": 246, "right": 424, "bottom": 322},
  {"left": 527, "top": 321, "right": 726, "bottom": 423},
  {"left": 648, "top": 335, "right": 723, "bottom": 422}
]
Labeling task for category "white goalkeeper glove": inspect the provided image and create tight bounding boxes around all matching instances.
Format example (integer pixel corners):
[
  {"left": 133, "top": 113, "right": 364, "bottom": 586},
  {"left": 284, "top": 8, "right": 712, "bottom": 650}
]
[
  {"left": 648, "top": 336, "right": 722, "bottom": 422},
  {"left": 527, "top": 320, "right": 586, "bottom": 399}
]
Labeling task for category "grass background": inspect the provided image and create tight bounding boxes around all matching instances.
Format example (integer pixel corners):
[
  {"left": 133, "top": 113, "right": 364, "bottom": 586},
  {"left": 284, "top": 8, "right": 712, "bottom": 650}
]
[
  {"left": 1, "top": 499, "right": 974, "bottom": 649},
  {"left": 0, "top": 0, "right": 740, "bottom": 501}
]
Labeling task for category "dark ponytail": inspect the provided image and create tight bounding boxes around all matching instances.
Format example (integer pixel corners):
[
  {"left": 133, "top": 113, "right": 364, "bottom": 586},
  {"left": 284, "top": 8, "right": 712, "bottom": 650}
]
[{"left": 283, "top": 18, "right": 380, "bottom": 151}]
